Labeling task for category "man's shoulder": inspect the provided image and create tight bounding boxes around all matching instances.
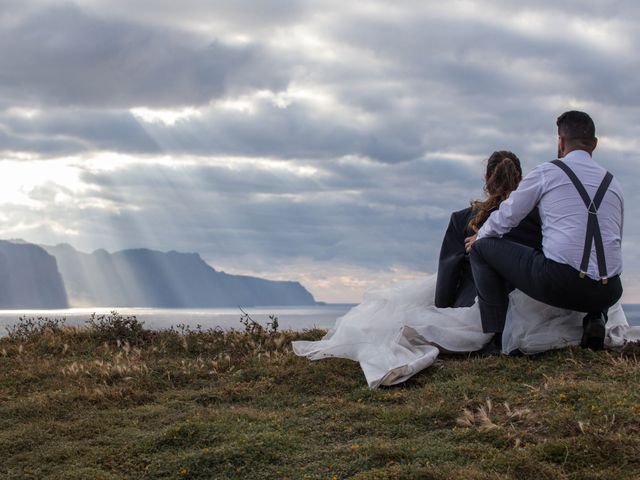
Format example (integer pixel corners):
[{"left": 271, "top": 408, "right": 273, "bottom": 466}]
[
  {"left": 521, "top": 160, "right": 557, "bottom": 181},
  {"left": 534, "top": 160, "right": 560, "bottom": 172},
  {"left": 610, "top": 175, "right": 623, "bottom": 191},
  {"left": 610, "top": 176, "right": 625, "bottom": 203},
  {"left": 525, "top": 159, "right": 584, "bottom": 188}
]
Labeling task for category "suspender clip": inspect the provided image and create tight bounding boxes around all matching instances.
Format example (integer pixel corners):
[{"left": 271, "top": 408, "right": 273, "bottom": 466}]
[
  {"left": 601, "top": 277, "right": 608, "bottom": 285},
  {"left": 579, "top": 271, "right": 586, "bottom": 279}
]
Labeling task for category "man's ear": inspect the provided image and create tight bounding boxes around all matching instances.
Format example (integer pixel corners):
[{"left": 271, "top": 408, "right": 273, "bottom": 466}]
[
  {"left": 592, "top": 137, "right": 598, "bottom": 152},
  {"left": 558, "top": 136, "right": 566, "bottom": 157}
]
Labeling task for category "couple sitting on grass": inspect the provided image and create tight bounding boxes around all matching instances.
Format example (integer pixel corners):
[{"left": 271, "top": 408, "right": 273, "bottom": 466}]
[{"left": 294, "top": 110, "right": 640, "bottom": 388}]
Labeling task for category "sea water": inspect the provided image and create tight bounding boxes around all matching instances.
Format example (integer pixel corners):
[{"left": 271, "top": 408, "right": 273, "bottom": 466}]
[
  {"left": 0, "top": 305, "right": 356, "bottom": 337},
  {"left": 0, "top": 304, "right": 638, "bottom": 337}
]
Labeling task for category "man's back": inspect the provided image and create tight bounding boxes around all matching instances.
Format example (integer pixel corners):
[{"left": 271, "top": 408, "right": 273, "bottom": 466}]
[{"left": 537, "top": 150, "right": 623, "bottom": 280}]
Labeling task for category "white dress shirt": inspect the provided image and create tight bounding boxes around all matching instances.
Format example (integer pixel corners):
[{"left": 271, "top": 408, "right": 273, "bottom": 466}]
[{"left": 476, "top": 150, "right": 624, "bottom": 280}]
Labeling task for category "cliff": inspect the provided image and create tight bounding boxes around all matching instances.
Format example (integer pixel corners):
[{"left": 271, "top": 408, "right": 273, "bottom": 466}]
[
  {"left": 0, "top": 240, "right": 69, "bottom": 308},
  {"left": 41, "top": 243, "right": 316, "bottom": 307}
]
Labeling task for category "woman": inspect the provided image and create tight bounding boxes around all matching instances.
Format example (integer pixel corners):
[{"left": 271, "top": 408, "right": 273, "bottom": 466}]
[
  {"left": 292, "top": 152, "right": 637, "bottom": 388},
  {"left": 435, "top": 151, "right": 541, "bottom": 309}
]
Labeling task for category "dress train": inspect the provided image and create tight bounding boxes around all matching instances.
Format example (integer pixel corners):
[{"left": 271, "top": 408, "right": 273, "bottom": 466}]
[{"left": 292, "top": 274, "right": 640, "bottom": 388}]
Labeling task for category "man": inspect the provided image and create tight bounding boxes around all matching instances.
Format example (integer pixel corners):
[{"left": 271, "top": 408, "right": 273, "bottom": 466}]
[{"left": 465, "top": 111, "right": 624, "bottom": 353}]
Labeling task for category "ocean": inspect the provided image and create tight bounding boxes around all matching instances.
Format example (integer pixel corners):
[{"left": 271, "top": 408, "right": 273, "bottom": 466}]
[
  {"left": 0, "top": 304, "right": 356, "bottom": 336},
  {"left": 1, "top": 304, "right": 639, "bottom": 337}
]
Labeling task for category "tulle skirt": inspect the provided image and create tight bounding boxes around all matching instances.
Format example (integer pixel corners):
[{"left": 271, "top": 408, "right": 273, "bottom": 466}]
[{"left": 292, "top": 274, "right": 639, "bottom": 388}]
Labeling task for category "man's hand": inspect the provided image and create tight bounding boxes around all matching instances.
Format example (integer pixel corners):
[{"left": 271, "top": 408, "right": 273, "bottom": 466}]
[{"left": 464, "top": 234, "right": 478, "bottom": 253}]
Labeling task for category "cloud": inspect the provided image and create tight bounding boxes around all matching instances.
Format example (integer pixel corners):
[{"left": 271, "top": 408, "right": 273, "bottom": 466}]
[
  {"left": 0, "top": 4, "right": 289, "bottom": 109},
  {"left": 0, "top": 156, "right": 467, "bottom": 275},
  {"left": 0, "top": 108, "right": 160, "bottom": 156},
  {"left": 1, "top": 1, "right": 640, "bottom": 302}
]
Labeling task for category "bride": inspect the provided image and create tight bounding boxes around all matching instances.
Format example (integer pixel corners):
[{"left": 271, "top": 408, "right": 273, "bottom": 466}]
[{"left": 293, "top": 151, "right": 640, "bottom": 389}]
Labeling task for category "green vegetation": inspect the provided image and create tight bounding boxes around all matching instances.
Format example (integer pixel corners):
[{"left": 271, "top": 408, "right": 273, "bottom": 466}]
[{"left": 2, "top": 313, "right": 640, "bottom": 479}]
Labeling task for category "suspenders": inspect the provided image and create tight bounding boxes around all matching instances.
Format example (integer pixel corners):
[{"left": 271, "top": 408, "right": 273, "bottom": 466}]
[{"left": 551, "top": 159, "right": 614, "bottom": 284}]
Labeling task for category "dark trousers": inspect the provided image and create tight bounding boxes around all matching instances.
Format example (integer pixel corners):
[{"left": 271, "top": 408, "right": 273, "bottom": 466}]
[{"left": 470, "top": 237, "right": 623, "bottom": 333}]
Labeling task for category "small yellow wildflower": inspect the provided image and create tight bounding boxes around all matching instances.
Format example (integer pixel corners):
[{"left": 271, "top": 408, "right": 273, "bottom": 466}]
[
  {"left": 559, "top": 393, "right": 567, "bottom": 400},
  {"left": 350, "top": 443, "right": 359, "bottom": 450}
]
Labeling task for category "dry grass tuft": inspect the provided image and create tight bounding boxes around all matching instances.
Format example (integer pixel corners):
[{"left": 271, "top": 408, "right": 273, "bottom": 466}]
[{"left": 457, "top": 398, "right": 532, "bottom": 431}]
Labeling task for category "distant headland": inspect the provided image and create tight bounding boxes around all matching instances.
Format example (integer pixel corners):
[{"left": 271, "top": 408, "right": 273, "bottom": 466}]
[{"left": 0, "top": 240, "right": 317, "bottom": 309}]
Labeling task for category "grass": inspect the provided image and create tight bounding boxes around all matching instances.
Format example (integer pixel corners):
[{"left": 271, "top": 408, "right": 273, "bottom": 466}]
[{"left": 2, "top": 313, "right": 640, "bottom": 479}]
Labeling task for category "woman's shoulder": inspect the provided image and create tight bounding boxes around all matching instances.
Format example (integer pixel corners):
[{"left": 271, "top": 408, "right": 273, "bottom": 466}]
[
  {"left": 443, "top": 207, "right": 475, "bottom": 237},
  {"left": 450, "top": 206, "right": 474, "bottom": 225}
]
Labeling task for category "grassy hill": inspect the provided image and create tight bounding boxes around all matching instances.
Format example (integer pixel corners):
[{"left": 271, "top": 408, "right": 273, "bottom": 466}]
[{"left": 1, "top": 313, "right": 639, "bottom": 479}]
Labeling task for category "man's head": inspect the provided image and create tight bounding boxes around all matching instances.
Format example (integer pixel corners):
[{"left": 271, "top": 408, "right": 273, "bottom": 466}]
[{"left": 556, "top": 110, "right": 598, "bottom": 157}]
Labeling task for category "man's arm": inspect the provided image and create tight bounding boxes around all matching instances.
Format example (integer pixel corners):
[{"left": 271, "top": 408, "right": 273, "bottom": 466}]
[{"left": 476, "top": 165, "right": 546, "bottom": 240}]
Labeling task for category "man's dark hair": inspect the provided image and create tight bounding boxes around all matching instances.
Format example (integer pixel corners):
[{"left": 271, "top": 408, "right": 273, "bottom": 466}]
[{"left": 556, "top": 111, "right": 596, "bottom": 141}]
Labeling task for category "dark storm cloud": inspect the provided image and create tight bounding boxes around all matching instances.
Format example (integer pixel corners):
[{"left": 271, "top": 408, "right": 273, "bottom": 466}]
[
  {"left": 0, "top": 98, "right": 430, "bottom": 162},
  {"left": 0, "top": 4, "right": 288, "bottom": 109},
  {"left": 0, "top": 1, "right": 558, "bottom": 162},
  {"left": 146, "top": 100, "right": 429, "bottom": 163},
  {"left": 0, "top": 109, "right": 160, "bottom": 155},
  {"left": 80, "top": 0, "right": 314, "bottom": 31},
  {"left": 7, "top": 2, "right": 638, "bottom": 164},
  {"left": 0, "top": 123, "right": 86, "bottom": 155}
]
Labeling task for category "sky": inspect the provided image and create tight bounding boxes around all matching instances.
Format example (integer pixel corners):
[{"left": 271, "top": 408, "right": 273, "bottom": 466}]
[{"left": 1, "top": 0, "right": 640, "bottom": 303}]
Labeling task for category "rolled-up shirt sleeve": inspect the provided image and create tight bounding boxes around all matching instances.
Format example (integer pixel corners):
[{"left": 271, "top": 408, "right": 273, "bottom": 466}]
[{"left": 477, "top": 165, "right": 545, "bottom": 240}]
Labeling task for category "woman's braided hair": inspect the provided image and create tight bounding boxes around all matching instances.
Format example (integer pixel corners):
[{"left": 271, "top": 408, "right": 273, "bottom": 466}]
[{"left": 468, "top": 151, "right": 522, "bottom": 233}]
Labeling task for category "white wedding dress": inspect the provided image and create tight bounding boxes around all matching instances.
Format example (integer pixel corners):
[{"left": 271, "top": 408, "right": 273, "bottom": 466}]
[{"left": 292, "top": 274, "right": 640, "bottom": 388}]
